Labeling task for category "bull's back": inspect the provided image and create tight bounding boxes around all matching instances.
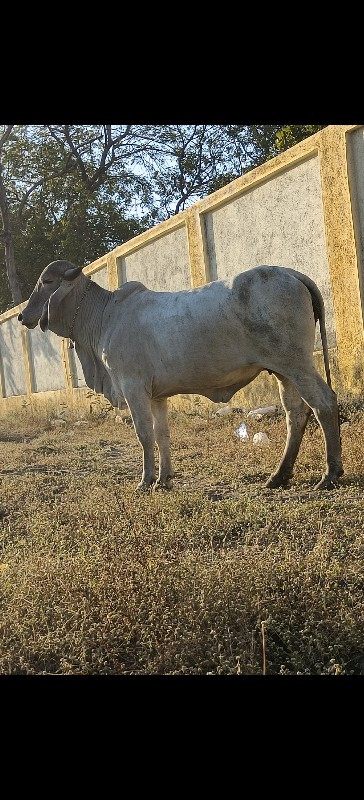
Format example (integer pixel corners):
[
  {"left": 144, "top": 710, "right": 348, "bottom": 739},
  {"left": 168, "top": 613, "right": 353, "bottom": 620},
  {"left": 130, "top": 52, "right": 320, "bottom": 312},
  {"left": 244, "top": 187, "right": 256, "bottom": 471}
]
[
  {"left": 135, "top": 265, "right": 316, "bottom": 326},
  {"left": 106, "top": 266, "right": 317, "bottom": 385}
]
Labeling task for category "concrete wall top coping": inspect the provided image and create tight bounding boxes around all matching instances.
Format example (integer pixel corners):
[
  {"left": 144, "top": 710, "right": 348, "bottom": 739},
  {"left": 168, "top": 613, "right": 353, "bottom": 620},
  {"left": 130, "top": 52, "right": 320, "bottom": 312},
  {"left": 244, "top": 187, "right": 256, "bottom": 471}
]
[
  {"left": 83, "top": 257, "right": 108, "bottom": 275},
  {"left": 0, "top": 299, "right": 29, "bottom": 323}
]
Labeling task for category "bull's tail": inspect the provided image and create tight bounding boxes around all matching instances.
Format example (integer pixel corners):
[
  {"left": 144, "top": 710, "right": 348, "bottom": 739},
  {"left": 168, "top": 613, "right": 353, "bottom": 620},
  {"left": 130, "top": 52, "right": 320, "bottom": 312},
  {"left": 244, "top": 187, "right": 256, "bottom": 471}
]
[
  {"left": 284, "top": 268, "right": 342, "bottom": 441},
  {"left": 317, "top": 305, "right": 332, "bottom": 391},
  {"left": 285, "top": 268, "right": 332, "bottom": 389}
]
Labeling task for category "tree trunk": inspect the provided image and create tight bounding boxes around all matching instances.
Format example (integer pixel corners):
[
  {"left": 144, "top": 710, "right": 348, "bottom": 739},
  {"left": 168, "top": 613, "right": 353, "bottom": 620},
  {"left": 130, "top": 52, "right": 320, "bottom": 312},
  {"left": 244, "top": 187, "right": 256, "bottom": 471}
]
[{"left": 0, "top": 160, "right": 22, "bottom": 306}]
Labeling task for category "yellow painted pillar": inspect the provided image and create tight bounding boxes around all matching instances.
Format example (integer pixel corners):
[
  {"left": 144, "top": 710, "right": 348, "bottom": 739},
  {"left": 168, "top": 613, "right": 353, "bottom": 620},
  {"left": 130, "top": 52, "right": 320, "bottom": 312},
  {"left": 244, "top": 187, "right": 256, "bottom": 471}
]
[
  {"left": 186, "top": 207, "right": 210, "bottom": 287},
  {"left": 107, "top": 251, "right": 119, "bottom": 290},
  {"left": 20, "top": 323, "right": 34, "bottom": 396},
  {"left": 318, "top": 125, "right": 364, "bottom": 394},
  {"left": 61, "top": 338, "right": 75, "bottom": 395},
  {"left": 0, "top": 332, "right": 5, "bottom": 397}
]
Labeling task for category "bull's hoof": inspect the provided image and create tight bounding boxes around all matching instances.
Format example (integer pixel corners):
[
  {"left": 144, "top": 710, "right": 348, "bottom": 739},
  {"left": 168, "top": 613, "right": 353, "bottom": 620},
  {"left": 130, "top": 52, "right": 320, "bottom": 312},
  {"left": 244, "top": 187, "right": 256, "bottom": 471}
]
[
  {"left": 314, "top": 474, "right": 341, "bottom": 491},
  {"left": 154, "top": 477, "right": 174, "bottom": 490},
  {"left": 136, "top": 479, "right": 156, "bottom": 492},
  {"left": 265, "top": 473, "right": 291, "bottom": 489}
]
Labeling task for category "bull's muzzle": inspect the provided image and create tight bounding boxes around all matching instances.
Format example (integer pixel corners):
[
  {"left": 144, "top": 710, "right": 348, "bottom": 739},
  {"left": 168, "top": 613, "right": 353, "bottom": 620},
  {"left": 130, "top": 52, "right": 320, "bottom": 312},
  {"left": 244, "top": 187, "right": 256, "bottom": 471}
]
[{"left": 18, "top": 312, "right": 38, "bottom": 329}]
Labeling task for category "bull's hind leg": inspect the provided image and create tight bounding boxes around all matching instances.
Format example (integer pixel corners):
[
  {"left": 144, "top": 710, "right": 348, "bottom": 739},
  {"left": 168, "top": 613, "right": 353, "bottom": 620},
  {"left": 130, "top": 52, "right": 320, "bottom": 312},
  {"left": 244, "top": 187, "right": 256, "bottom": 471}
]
[
  {"left": 151, "top": 398, "right": 175, "bottom": 488},
  {"left": 266, "top": 375, "right": 312, "bottom": 488},
  {"left": 290, "top": 369, "right": 343, "bottom": 490}
]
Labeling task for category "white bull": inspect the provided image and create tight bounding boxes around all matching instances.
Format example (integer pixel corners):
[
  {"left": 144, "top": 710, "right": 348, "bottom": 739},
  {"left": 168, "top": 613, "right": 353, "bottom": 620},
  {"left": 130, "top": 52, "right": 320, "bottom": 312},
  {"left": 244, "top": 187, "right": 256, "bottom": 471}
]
[{"left": 18, "top": 260, "right": 343, "bottom": 491}]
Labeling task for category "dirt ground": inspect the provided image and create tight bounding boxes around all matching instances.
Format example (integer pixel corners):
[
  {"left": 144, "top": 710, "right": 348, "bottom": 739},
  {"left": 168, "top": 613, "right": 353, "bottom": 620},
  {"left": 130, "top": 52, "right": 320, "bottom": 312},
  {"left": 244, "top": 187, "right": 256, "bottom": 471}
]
[{"left": 0, "top": 402, "right": 363, "bottom": 675}]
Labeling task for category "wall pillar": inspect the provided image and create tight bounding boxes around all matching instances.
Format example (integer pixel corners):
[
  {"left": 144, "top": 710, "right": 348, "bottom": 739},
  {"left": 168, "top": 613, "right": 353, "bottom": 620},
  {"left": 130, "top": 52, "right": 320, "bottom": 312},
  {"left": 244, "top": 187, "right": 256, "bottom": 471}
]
[
  {"left": 107, "top": 251, "right": 119, "bottom": 290},
  {"left": 186, "top": 208, "right": 210, "bottom": 287},
  {"left": 318, "top": 126, "right": 364, "bottom": 393},
  {"left": 61, "top": 338, "right": 75, "bottom": 394},
  {"left": 20, "top": 324, "right": 34, "bottom": 397}
]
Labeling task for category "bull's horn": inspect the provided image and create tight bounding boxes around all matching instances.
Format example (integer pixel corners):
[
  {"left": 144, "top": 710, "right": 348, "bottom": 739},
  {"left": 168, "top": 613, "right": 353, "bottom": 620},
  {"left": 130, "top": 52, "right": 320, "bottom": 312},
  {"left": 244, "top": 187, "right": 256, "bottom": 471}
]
[{"left": 64, "top": 265, "right": 84, "bottom": 281}]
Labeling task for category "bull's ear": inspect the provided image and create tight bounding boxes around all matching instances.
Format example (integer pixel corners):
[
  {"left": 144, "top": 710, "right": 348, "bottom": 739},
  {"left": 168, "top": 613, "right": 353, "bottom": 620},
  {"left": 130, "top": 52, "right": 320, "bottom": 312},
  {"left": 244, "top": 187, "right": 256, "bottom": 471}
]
[
  {"left": 64, "top": 265, "right": 83, "bottom": 281},
  {"left": 45, "top": 279, "right": 78, "bottom": 329},
  {"left": 39, "top": 301, "right": 49, "bottom": 331}
]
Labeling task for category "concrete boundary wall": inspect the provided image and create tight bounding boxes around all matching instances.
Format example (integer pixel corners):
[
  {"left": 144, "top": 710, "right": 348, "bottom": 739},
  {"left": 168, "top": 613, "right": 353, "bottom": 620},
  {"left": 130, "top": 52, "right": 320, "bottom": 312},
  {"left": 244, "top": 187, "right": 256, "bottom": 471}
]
[{"left": 1, "top": 124, "right": 363, "bottom": 417}]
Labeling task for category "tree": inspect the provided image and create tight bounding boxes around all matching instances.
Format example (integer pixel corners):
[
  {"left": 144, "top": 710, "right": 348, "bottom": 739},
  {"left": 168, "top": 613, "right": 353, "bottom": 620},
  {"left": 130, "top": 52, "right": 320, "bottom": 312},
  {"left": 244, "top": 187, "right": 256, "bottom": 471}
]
[
  {"left": 0, "top": 124, "right": 155, "bottom": 309},
  {"left": 12, "top": 186, "right": 145, "bottom": 298},
  {"left": 0, "top": 125, "right": 21, "bottom": 304}
]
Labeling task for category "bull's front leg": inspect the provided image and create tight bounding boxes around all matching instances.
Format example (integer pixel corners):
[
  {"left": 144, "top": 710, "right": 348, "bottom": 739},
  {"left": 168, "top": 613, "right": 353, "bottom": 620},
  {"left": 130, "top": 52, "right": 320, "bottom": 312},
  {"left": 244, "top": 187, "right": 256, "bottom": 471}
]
[
  {"left": 151, "top": 398, "right": 175, "bottom": 488},
  {"left": 124, "top": 387, "right": 157, "bottom": 491}
]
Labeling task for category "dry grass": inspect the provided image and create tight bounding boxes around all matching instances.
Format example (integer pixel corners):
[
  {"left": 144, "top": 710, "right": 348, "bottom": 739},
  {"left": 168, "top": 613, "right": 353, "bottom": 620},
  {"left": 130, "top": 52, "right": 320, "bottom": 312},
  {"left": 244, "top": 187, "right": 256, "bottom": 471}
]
[{"left": 0, "top": 400, "right": 363, "bottom": 675}]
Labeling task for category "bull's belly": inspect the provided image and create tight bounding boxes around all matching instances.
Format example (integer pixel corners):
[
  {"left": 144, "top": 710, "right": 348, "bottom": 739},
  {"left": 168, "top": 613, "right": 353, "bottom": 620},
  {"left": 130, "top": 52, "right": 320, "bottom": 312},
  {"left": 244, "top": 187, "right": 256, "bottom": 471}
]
[{"left": 152, "top": 364, "right": 262, "bottom": 402}]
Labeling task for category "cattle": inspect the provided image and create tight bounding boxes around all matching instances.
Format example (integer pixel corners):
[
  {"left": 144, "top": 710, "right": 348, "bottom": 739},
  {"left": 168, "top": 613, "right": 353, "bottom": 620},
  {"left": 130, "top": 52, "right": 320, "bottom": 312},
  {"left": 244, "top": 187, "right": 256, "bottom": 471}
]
[{"left": 18, "top": 260, "right": 343, "bottom": 491}]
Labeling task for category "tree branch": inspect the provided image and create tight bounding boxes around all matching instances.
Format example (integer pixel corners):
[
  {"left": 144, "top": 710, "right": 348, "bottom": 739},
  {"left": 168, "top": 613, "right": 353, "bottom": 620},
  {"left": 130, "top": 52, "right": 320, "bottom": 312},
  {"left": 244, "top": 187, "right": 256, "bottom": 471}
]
[
  {"left": 17, "top": 155, "right": 78, "bottom": 219},
  {"left": 0, "top": 125, "right": 14, "bottom": 150},
  {"left": 63, "top": 125, "right": 92, "bottom": 189}
]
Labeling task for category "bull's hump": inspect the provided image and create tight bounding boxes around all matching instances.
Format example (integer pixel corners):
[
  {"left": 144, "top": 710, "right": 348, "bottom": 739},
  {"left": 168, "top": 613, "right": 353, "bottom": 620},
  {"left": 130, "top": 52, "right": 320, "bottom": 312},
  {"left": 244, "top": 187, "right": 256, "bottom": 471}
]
[{"left": 113, "top": 282, "right": 148, "bottom": 302}]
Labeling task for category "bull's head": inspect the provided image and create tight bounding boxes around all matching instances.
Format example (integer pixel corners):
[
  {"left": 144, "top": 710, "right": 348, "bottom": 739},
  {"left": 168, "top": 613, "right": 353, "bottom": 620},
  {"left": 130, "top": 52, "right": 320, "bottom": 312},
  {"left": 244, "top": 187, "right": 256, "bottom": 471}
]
[{"left": 18, "top": 260, "right": 83, "bottom": 333}]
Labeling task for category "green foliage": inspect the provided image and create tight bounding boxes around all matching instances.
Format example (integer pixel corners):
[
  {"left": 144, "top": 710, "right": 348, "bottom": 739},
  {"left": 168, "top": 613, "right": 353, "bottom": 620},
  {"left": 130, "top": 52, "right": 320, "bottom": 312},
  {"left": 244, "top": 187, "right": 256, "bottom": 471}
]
[
  {"left": 12, "top": 191, "right": 145, "bottom": 298},
  {"left": 274, "top": 125, "right": 325, "bottom": 153},
  {"left": 0, "top": 125, "right": 151, "bottom": 309}
]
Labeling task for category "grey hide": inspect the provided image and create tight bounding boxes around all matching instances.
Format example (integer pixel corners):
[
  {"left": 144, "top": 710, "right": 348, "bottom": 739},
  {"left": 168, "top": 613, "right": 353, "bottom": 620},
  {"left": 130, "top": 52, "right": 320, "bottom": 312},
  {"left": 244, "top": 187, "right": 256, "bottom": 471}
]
[{"left": 19, "top": 260, "right": 343, "bottom": 491}]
